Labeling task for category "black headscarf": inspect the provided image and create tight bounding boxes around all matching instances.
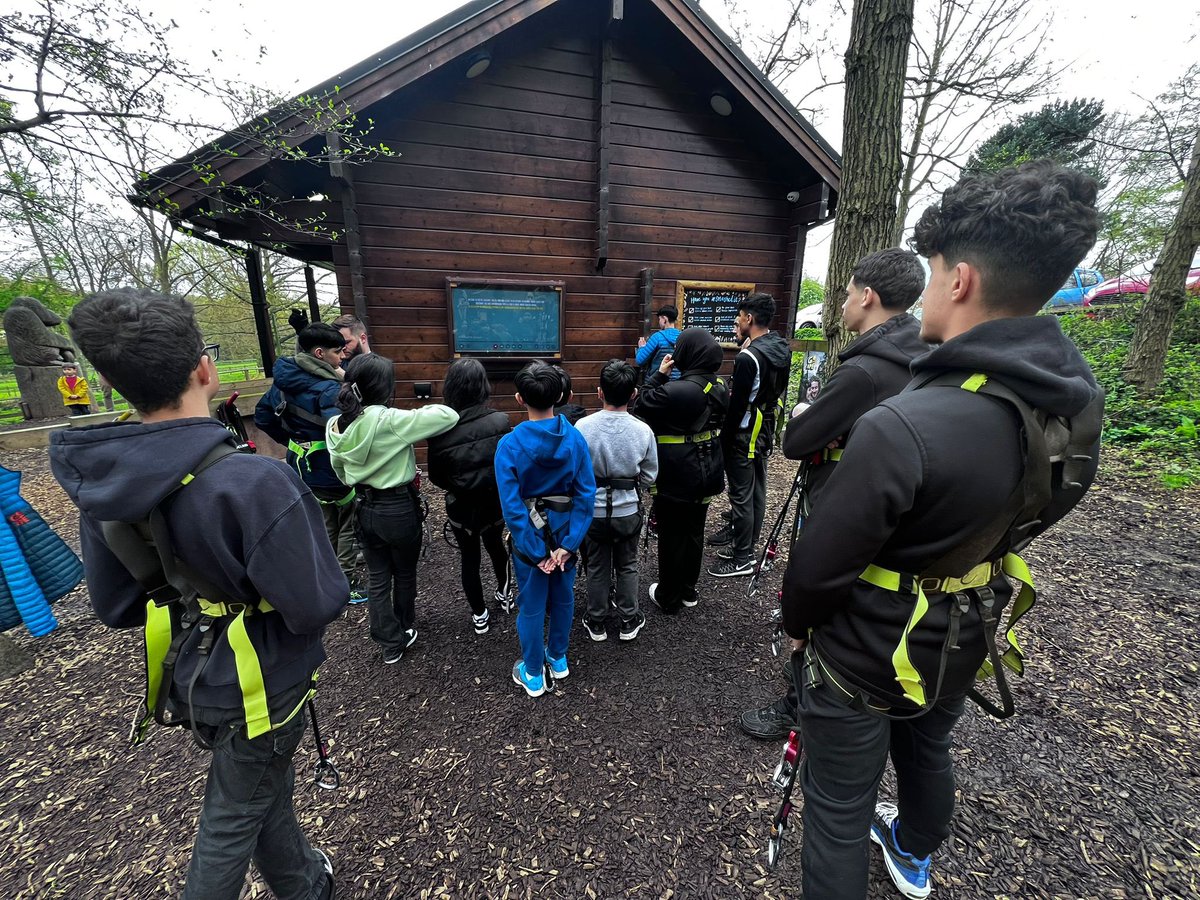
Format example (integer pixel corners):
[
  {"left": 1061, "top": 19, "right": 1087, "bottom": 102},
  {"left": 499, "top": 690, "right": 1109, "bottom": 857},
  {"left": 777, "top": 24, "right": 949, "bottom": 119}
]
[{"left": 672, "top": 327, "right": 724, "bottom": 375}]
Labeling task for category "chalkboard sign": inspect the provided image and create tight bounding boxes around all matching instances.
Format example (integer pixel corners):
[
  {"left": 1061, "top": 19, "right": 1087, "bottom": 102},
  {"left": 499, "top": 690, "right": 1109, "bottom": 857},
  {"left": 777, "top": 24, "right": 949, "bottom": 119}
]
[
  {"left": 447, "top": 278, "right": 565, "bottom": 357},
  {"left": 676, "top": 281, "right": 756, "bottom": 348}
]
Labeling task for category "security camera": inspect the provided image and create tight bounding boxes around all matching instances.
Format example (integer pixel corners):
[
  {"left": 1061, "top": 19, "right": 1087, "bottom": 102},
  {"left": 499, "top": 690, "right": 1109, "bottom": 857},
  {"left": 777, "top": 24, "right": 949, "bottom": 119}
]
[{"left": 786, "top": 190, "right": 801, "bottom": 203}]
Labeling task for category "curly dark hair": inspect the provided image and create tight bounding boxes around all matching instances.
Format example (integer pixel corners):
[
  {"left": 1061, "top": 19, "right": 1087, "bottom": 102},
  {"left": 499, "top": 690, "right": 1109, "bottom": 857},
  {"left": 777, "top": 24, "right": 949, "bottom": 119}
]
[
  {"left": 68, "top": 288, "right": 204, "bottom": 414},
  {"left": 910, "top": 160, "right": 1101, "bottom": 312},
  {"left": 851, "top": 248, "right": 926, "bottom": 310}
]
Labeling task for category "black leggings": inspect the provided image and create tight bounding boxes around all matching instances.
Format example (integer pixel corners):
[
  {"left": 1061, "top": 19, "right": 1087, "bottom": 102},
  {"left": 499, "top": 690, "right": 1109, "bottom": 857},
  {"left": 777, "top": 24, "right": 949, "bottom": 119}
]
[
  {"left": 450, "top": 521, "right": 509, "bottom": 615},
  {"left": 356, "top": 486, "right": 421, "bottom": 651}
]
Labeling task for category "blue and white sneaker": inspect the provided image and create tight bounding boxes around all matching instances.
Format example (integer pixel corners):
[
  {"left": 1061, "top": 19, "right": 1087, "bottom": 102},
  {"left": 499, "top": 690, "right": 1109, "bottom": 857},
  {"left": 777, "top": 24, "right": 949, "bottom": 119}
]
[
  {"left": 545, "top": 648, "right": 570, "bottom": 680},
  {"left": 870, "top": 802, "right": 932, "bottom": 899},
  {"left": 512, "top": 660, "right": 545, "bottom": 698}
]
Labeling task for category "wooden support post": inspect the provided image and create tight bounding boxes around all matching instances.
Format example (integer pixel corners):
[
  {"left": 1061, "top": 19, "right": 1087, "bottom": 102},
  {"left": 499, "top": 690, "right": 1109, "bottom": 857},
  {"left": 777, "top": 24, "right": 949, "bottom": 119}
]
[
  {"left": 327, "top": 130, "right": 370, "bottom": 328},
  {"left": 640, "top": 267, "right": 655, "bottom": 339},
  {"left": 304, "top": 264, "right": 321, "bottom": 323},
  {"left": 594, "top": 3, "right": 622, "bottom": 271},
  {"left": 244, "top": 248, "right": 276, "bottom": 375}
]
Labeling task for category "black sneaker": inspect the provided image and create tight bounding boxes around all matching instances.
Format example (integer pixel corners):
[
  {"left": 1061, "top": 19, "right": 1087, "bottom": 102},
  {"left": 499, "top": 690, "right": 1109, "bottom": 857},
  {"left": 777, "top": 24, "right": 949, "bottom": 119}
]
[
  {"left": 584, "top": 618, "right": 607, "bottom": 642},
  {"left": 739, "top": 697, "right": 801, "bottom": 740},
  {"left": 708, "top": 558, "right": 754, "bottom": 578},
  {"left": 681, "top": 587, "right": 699, "bottom": 608},
  {"left": 717, "top": 547, "right": 735, "bottom": 560},
  {"left": 619, "top": 612, "right": 646, "bottom": 641},
  {"left": 706, "top": 525, "right": 733, "bottom": 546},
  {"left": 648, "top": 583, "right": 679, "bottom": 614}
]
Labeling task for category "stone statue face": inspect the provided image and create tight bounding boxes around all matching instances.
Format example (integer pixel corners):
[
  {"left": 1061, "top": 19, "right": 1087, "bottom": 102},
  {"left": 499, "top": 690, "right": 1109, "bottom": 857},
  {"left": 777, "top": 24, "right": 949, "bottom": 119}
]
[{"left": 11, "top": 296, "right": 63, "bottom": 326}]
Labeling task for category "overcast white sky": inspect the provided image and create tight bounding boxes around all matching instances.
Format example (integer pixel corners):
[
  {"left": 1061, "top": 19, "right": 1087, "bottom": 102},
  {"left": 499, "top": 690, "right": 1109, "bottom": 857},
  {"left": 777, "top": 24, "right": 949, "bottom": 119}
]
[{"left": 9, "top": 0, "right": 1198, "bottom": 279}]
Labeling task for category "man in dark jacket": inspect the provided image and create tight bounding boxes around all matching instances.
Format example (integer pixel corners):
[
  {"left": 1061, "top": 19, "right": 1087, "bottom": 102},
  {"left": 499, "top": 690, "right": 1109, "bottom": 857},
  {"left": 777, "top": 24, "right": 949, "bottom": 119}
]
[
  {"left": 49, "top": 289, "right": 347, "bottom": 900},
  {"left": 636, "top": 328, "right": 728, "bottom": 613},
  {"left": 781, "top": 161, "right": 1104, "bottom": 900},
  {"left": 740, "top": 247, "right": 927, "bottom": 740},
  {"left": 708, "top": 292, "right": 792, "bottom": 577},
  {"left": 255, "top": 323, "right": 363, "bottom": 598}
]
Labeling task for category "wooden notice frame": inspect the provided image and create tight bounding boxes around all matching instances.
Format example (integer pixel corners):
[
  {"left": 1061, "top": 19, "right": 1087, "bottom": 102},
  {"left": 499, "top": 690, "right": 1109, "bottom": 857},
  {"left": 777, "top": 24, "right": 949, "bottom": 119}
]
[
  {"left": 446, "top": 277, "right": 566, "bottom": 359},
  {"left": 676, "top": 280, "right": 756, "bottom": 348}
]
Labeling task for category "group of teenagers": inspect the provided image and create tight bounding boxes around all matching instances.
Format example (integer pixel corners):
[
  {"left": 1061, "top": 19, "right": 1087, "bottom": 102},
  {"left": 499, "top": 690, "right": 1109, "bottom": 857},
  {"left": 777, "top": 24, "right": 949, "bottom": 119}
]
[{"left": 50, "top": 160, "right": 1105, "bottom": 900}]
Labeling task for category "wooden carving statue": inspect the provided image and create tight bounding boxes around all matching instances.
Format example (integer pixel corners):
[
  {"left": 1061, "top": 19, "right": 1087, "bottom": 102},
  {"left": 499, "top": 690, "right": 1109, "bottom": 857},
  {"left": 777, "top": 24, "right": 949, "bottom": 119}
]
[{"left": 2, "top": 297, "right": 76, "bottom": 366}]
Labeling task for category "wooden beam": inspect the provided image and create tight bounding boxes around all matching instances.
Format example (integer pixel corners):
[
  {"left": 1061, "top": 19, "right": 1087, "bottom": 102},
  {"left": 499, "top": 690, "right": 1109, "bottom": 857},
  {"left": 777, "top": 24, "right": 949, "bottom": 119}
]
[
  {"left": 594, "top": 18, "right": 618, "bottom": 270},
  {"left": 782, "top": 207, "right": 808, "bottom": 333},
  {"left": 305, "top": 265, "right": 321, "bottom": 323},
  {"left": 640, "top": 267, "right": 655, "bottom": 339},
  {"left": 244, "top": 248, "right": 277, "bottom": 375},
  {"left": 327, "top": 130, "right": 370, "bottom": 328}
]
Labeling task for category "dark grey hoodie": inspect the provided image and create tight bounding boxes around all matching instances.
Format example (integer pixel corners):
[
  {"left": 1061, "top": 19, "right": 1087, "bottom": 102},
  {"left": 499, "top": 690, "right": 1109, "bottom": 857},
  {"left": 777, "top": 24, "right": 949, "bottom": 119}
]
[
  {"left": 782, "top": 315, "right": 1103, "bottom": 708},
  {"left": 50, "top": 418, "right": 348, "bottom": 711}
]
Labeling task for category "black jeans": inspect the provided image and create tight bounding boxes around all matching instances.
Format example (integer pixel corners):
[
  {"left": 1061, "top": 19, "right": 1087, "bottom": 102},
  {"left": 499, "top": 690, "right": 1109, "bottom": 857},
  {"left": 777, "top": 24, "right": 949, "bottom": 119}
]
[
  {"left": 451, "top": 520, "right": 509, "bottom": 615},
  {"left": 654, "top": 496, "right": 709, "bottom": 611},
  {"left": 724, "top": 431, "right": 768, "bottom": 564},
  {"left": 183, "top": 688, "right": 327, "bottom": 900},
  {"left": 797, "top": 677, "right": 966, "bottom": 900},
  {"left": 356, "top": 485, "right": 422, "bottom": 651},
  {"left": 583, "top": 511, "right": 642, "bottom": 622}
]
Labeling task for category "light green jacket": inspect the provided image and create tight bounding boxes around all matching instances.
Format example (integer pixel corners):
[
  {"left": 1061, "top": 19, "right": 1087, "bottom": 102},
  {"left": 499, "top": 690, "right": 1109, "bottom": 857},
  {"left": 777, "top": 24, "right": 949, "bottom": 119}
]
[{"left": 326, "top": 404, "right": 459, "bottom": 489}]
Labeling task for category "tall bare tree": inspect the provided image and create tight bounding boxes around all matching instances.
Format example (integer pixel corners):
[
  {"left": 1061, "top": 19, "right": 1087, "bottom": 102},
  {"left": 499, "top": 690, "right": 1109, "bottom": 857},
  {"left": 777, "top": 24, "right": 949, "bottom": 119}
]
[
  {"left": 890, "top": 0, "right": 1056, "bottom": 245},
  {"left": 822, "top": 0, "right": 915, "bottom": 358},
  {"left": 1123, "top": 129, "right": 1200, "bottom": 397}
]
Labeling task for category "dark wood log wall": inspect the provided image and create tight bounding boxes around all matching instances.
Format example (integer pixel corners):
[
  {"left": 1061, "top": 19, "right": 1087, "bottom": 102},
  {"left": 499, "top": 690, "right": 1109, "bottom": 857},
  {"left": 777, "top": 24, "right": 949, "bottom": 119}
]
[{"left": 333, "top": 2, "right": 800, "bottom": 415}]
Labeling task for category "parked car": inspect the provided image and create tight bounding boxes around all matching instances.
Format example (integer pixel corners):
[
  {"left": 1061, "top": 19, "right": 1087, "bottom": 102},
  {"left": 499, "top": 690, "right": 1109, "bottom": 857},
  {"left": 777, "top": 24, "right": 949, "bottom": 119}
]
[
  {"left": 1084, "top": 266, "right": 1200, "bottom": 306},
  {"left": 1045, "top": 267, "right": 1105, "bottom": 310},
  {"left": 796, "top": 301, "right": 823, "bottom": 329}
]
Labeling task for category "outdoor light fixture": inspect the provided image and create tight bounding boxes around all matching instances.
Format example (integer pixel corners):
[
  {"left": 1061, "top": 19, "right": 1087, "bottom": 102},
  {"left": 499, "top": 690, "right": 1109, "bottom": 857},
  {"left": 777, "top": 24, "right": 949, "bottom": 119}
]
[
  {"left": 306, "top": 192, "right": 327, "bottom": 203},
  {"left": 464, "top": 50, "right": 492, "bottom": 79},
  {"left": 709, "top": 91, "right": 733, "bottom": 116}
]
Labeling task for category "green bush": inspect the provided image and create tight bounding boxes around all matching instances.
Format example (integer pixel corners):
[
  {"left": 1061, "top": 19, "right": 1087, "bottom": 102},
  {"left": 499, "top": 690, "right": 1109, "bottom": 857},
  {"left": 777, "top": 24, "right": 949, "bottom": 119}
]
[{"left": 1058, "top": 298, "right": 1200, "bottom": 488}]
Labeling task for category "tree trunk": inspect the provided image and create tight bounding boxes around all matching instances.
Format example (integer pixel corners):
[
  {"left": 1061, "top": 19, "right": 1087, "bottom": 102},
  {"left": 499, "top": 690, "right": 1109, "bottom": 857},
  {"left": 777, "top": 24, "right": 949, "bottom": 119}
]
[
  {"left": 822, "top": 0, "right": 916, "bottom": 365},
  {"left": 1123, "top": 130, "right": 1200, "bottom": 397}
]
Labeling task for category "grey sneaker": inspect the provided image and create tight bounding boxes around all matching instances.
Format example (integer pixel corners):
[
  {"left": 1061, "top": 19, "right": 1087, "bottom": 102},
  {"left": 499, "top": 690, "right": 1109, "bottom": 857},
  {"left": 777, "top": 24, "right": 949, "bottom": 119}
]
[{"left": 707, "top": 558, "right": 754, "bottom": 578}]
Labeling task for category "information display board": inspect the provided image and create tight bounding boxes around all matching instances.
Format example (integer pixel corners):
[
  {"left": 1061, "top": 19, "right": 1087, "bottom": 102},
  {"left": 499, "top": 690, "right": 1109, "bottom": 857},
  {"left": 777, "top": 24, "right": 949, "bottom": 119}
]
[
  {"left": 447, "top": 279, "right": 565, "bottom": 357},
  {"left": 676, "top": 281, "right": 756, "bottom": 348}
]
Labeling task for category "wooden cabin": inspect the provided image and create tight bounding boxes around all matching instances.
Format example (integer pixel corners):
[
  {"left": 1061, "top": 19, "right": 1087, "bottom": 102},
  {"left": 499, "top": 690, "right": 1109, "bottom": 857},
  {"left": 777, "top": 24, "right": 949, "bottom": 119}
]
[{"left": 136, "top": 0, "right": 841, "bottom": 414}]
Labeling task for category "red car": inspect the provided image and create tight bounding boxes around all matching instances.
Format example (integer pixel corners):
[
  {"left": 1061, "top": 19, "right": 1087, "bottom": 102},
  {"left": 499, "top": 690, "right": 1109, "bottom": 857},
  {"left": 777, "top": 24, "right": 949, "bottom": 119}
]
[{"left": 1084, "top": 266, "right": 1200, "bottom": 306}]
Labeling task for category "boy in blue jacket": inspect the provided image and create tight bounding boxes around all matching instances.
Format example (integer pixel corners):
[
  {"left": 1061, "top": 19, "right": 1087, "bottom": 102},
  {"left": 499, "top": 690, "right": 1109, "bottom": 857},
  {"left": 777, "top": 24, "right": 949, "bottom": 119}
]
[{"left": 495, "top": 360, "right": 596, "bottom": 697}]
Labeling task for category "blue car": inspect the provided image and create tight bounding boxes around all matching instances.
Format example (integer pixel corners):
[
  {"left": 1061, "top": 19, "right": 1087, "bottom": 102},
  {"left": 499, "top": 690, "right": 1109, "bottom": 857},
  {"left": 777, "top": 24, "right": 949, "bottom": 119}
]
[{"left": 1045, "top": 267, "right": 1104, "bottom": 310}]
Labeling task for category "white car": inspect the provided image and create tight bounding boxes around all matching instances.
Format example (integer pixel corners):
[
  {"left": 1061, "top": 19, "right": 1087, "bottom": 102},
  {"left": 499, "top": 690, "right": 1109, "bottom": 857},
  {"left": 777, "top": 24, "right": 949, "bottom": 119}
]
[{"left": 796, "top": 302, "right": 823, "bottom": 329}]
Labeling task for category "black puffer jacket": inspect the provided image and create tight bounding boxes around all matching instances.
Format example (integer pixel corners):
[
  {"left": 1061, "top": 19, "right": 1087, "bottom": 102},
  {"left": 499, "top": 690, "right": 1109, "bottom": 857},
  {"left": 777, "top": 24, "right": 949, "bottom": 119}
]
[
  {"left": 783, "top": 313, "right": 926, "bottom": 503},
  {"left": 427, "top": 405, "right": 512, "bottom": 495},
  {"left": 636, "top": 328, "right": 729, "bottom": 503},
  {"left": 782, "top": 315, "right": 1102, "bottom": 709}
]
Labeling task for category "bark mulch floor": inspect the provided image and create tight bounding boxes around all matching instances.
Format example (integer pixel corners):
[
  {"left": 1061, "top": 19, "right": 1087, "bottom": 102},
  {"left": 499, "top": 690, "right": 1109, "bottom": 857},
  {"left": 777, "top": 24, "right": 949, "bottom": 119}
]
[{"left": 0, "top": 448, "right": 1196, "bottom": 899}]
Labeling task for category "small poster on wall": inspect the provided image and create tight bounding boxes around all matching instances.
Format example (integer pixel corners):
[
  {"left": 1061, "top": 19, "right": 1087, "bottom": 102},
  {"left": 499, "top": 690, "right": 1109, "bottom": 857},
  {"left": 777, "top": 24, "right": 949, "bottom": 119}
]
[{"left": 676, "top": 281, "right": 756, "bottom": 348}]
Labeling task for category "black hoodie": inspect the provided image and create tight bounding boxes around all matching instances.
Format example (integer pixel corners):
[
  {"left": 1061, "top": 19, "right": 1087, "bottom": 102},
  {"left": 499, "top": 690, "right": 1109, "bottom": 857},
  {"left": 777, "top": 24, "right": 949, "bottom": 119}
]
[
  {"left": 781, "top": 315, "right": 1102, "bottom": 708},
  {"left": 783, "top": 313, "right": 926, "bottom": 501},
  {"left": 636, "top": 328, "right": 729, "bottom": 502},
  {"left": 49, "top": 418, "right": 349, "bottom": 711},
  {"left": 723, "top": 330, "right": 792, "bottom": 444}
]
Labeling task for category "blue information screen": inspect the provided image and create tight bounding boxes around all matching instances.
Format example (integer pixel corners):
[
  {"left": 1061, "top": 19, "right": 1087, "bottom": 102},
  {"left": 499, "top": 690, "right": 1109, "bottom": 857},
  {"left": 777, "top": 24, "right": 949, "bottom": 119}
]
[{"left": 450, "top": 283, "right": 563, "bottom": 355}]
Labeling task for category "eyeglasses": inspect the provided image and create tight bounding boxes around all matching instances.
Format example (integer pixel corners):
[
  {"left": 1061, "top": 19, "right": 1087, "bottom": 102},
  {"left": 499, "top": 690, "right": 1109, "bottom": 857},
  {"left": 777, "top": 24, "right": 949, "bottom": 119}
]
[{"left": 198, "top": 342, "right": 221, "bottom": 362}]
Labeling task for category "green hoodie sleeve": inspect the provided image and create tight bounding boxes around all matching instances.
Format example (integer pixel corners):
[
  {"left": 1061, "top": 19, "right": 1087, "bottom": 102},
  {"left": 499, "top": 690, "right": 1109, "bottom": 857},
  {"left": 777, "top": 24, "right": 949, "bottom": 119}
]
[{"left": 383, "top": 404, "right": 460, "bottom": 444}]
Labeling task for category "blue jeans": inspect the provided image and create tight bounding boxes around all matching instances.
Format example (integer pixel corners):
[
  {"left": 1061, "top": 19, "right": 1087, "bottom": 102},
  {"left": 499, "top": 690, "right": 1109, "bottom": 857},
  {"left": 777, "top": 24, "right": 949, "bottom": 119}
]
[
  {"left": 513, "top": 556, "right": 575, "bottom": 673},
  {"left": 183, "top": 693, "right": 327, "bottom": 900}
]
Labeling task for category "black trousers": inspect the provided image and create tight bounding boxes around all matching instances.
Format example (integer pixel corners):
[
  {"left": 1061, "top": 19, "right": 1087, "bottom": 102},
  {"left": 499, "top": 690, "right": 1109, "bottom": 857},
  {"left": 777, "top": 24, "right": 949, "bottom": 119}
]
[
  {"left": 654, "top": 496, "right": 709, "bottom": 611},
  {"left": 450, "top": 521, "right": 508, "bottom": 615},
  {"left": 356, "top": 486, "right": 421, "bottom": 651},
  {"left": 797, "top": 676, "right": 966, "bottom": 899},
  {"left": 724, "top": 431, "right": 768, "bottom": 564}
]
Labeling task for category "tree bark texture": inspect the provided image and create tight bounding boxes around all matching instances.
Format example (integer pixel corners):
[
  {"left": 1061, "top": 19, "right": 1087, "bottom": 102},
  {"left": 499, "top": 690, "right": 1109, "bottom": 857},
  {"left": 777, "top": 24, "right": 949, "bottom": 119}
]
[
  {"left": 822, "top": 0, "right": 916, "bottom": 365},
  {"left": 1123, "top": 129, "right": 1200, "bottom": 397}
]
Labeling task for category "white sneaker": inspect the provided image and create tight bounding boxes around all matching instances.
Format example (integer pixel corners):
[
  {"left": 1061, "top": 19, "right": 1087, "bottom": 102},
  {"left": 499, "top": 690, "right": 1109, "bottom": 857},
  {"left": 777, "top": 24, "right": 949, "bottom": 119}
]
[{"left": 472, "top": 609, "right": 490, "bottom": 635}]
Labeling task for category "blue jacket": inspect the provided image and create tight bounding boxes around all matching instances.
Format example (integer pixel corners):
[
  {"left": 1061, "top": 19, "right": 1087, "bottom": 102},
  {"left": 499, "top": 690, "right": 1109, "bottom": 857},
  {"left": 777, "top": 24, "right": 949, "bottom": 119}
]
[
  {"left": 254, "top": 355, "right": 345, "bottom": 489},
  {"left": 494, "top": 416, "right": 596, "bottom": 565},
  {"left": 0, "top": 464, "right": 82, "bottom": 636},
  {"left": 636, "top": 328, "right": 682, "bottom": 380},
  {"left": 49, "top": 418, "right": 348, "bottom": 709}
]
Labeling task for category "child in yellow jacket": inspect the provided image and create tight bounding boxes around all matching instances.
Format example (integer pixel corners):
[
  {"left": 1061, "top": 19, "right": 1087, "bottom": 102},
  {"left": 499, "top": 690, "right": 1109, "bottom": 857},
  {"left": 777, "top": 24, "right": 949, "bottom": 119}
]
[{"left": 57, "top": 363, "right": 92, "bottom": 416}]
